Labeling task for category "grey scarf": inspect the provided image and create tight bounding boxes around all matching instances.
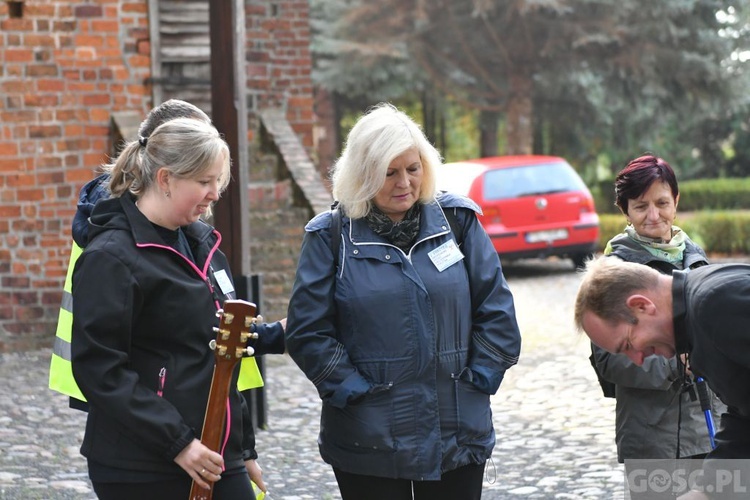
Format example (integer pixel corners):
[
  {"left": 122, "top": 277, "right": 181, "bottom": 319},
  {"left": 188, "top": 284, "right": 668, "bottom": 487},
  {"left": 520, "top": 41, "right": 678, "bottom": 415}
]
[{"left": 365, "top": 203, "right": 421, "bottom": 251}]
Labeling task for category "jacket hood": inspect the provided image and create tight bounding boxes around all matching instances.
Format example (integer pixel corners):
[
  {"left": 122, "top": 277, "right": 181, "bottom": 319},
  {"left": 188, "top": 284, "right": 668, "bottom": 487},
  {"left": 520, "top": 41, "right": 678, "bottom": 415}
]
[
  {"left": 87, "top": 192, "right": 217, "bottom": 250},
  {"left": 86, "top": 194, "right": 131, "bottom": 243},
  {"left": 72, "top": 173, "right": 111, "bottom": 247}
]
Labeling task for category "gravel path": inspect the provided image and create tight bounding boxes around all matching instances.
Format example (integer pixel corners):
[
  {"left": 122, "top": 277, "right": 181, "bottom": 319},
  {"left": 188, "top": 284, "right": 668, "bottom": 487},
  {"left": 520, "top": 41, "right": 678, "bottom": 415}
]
[{"left": 0, "top": 258, "right": 627, "bottom": 499}]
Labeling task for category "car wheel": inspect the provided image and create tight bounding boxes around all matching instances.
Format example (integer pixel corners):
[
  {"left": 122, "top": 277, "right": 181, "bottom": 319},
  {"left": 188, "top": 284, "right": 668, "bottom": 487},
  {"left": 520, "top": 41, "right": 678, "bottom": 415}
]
[{"left": 572, "top": 253, "right": 591, "bottom": 270}]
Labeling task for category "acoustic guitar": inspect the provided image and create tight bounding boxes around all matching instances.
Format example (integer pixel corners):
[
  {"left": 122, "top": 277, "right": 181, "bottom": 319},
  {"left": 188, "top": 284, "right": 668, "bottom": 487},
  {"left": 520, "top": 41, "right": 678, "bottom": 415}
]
[{"left": 189, "top": 299, "right": 260, "bottom": 500}]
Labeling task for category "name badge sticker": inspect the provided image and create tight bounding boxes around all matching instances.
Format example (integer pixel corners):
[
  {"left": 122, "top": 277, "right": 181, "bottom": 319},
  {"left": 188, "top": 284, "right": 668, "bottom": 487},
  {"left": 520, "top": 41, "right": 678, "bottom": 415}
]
[
  {"left": 214, "top": 269, "right": 235, "bottom": 295},
  {"left": 428, "top": 239, "right": 464, "bottom": 272}
]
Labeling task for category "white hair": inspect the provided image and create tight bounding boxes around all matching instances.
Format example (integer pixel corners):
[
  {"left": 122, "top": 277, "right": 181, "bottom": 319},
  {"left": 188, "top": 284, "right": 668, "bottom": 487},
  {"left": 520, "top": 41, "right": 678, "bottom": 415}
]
[{"left": 331, "top": 103, "right": 440, "bottom": 219}]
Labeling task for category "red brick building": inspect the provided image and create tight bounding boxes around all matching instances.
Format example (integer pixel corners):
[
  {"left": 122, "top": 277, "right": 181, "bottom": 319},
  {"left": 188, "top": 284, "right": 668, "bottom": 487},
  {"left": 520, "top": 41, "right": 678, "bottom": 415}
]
[{"left": 0, "top": 0, "right": 329, "bottom": 351}]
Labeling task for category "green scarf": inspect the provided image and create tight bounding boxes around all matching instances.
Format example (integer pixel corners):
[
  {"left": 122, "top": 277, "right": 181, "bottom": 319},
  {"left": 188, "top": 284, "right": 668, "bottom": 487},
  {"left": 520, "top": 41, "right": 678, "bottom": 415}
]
[{"left": 623, "top": 225, "right": 686, "bottom": 264}]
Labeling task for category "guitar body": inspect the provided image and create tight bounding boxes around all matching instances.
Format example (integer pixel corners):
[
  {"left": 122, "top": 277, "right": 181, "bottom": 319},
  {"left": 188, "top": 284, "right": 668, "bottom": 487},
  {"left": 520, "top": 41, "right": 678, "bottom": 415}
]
[{"left": 189, "top": 299, "right": 258, "bottom": 500}]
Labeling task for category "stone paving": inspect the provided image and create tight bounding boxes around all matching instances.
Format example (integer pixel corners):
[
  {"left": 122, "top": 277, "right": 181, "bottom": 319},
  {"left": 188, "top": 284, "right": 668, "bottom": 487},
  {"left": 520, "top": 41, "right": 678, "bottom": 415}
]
[{"left": 0, "top": 259, "right": 627, "bottom": 499}]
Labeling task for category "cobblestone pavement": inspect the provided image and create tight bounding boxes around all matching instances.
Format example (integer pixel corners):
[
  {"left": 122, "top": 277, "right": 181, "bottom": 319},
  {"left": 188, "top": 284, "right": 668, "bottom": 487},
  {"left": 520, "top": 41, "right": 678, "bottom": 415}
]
[{"left": 0, "top": 258, "right": 627, "bottom": 499}]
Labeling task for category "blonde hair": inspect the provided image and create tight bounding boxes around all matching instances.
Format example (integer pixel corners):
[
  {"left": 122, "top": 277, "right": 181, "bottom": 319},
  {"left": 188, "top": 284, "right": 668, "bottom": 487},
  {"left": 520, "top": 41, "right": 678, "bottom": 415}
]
[
  {"left": 574, "top": 256, "right": 660, "bottom": 332},
  {"left": 106, "top": 118, "right": 230, "bottom": 217},
  {"left": 331, "top": 103, "right": 439, "bottom": 219}
]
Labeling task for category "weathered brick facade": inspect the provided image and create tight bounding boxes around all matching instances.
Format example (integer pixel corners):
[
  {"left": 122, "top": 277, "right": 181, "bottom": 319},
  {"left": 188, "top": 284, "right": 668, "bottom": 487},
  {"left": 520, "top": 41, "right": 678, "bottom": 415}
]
[
  {"left": 0, "top": 0, "right": 320, "bottom": 351},
  {"left": 244, "top": 0, "right": 330, "bottom": 323},
  {"left": 245, "top": 0, "right": 314, "bottom": 146}
]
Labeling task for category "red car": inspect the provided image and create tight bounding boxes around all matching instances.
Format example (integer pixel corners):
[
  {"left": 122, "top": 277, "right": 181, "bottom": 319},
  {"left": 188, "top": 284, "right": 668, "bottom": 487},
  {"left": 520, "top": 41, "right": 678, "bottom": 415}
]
[{"left": 435, "top": 155, "right": 599, "bottom": 268}]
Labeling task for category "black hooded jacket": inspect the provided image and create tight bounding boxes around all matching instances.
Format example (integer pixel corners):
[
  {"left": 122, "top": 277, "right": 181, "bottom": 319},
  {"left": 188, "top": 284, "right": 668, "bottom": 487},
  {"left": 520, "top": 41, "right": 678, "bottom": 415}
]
[{"left": 71, "top": 192, "right": 257, "bottom": 480}]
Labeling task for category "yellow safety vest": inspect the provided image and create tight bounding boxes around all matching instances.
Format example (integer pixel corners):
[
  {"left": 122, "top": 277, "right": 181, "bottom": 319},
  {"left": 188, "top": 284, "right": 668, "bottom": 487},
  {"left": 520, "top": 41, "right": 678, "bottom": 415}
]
[
  {"left": 49, "top": 243, "right": 86, "bottom": 401},
  {"left": 252, "top": 480, "right": 266, "bottom": 499},
  {"left": 49, "top": 242, "right": 264, "bottom": 400},
  {"left": 238, "top": 357, "right": 264, "bottom": 391}
]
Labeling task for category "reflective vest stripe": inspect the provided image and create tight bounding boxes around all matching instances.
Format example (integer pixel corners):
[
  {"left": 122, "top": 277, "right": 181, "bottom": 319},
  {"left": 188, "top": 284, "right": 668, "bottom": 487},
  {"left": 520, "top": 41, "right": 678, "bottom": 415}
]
[
  {"left": 60, "top": 290, "right": 73, "bottom": 314},
  {"left": 49, "top": 349, "right": 86, "bottom": 401},
  {"left": 53, "top": 334, "right": 72, "bottom": 361}
]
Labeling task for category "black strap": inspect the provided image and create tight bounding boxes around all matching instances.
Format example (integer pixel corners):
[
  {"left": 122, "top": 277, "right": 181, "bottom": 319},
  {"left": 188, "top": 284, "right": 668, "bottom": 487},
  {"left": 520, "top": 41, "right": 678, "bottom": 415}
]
[
  {"left": 444, "top": 207, "right": 462, "bottom": 247},
  {"left": 330, "top": 202, "right": 342, "bottom": 264},
  {"left": 589, "top": 343, "right": 616, "bottom": 398}
]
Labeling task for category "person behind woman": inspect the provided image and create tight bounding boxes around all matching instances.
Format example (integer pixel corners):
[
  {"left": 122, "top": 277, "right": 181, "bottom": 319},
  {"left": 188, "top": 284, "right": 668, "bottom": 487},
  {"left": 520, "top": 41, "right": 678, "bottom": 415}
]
[
  {"left": 591, "top": 154, "right": 725, "bottom": 491},
  {"left": 71, "top": 118, "right": 284, "bottom": 499},
  {"left": 285, "top": 103, "right": 522, "bottom": 500}
]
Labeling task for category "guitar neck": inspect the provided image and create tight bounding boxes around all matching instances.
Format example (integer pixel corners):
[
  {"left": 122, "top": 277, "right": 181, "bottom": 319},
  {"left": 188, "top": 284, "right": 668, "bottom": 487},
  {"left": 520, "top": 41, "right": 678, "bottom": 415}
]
[
  {"left": 189, "top": 299, "right": 256, "bottom": 500},
  {"left": 201, "top": 364, "right": 236, "bottom": 449},
  {"left": 189, "top": 363, "right": 236, "bottom": 500}
]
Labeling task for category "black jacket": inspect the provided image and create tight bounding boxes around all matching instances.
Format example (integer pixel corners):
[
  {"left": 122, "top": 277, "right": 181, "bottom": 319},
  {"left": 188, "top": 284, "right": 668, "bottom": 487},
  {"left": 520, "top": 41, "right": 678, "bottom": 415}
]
[
  {"left": 674, "top": 263, "right": 750, "bottom": 459},
  {"left": 71, "top": 193, "right": 276, "bottom": 480}
]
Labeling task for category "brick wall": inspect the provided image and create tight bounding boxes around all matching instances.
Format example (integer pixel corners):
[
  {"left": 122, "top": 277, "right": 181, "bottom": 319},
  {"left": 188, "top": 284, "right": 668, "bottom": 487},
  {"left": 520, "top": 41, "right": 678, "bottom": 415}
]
[
  {"left": 249, "top": 108, "right": 332, "bottom": 322},
  {"left": 245, "top": 0, "right": 314, "bottom": 150},
  {"left": 0, "top": 0, "right": 151, "bottom": 351},
  {"left": 243, "top": 0, "right": 320, "bottom": 322},
  {"left": 0, "top": 0, "right": 317, "bottom": 350}
]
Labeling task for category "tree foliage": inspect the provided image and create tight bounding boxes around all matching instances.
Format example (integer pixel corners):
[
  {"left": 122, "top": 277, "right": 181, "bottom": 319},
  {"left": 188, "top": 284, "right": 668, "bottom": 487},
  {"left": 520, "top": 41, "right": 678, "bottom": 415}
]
[
  {"left": 310, "top": 0, "right": 423, "bottom": 103},
  {"left": 311, "top": 0, "right": 750, "bottom": 176}
]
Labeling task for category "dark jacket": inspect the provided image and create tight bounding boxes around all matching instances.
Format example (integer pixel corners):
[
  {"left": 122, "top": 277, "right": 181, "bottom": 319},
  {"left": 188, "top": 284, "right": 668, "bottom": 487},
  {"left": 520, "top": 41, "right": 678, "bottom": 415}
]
[
  {"left": 674, "top": 263, "right": 750, "bottom": 459},
  {"left": 594, "top": 231, "right": 724, "bottom": 461},
  {"left": 72, "top": 173, "right": 110, "bottom": 247},
  {"left": 285, "top": 192, "right": 521, "bottom": 480},
  {"left": 71, "top": 193, "right": 282, "bottom": 481}
]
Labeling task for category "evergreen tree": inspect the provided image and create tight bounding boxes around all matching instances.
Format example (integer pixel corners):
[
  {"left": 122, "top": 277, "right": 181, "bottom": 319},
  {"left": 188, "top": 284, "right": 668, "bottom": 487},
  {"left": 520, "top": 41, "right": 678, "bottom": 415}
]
[{"left": 313, "top": 0, "right": 746, "bottom": 162}]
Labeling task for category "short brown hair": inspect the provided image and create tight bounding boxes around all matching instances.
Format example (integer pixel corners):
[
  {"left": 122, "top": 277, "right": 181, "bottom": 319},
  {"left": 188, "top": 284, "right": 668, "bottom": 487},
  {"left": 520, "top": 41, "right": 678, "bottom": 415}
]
[{"left": 574, "top": 256, "right": 660, "bottom": 332}]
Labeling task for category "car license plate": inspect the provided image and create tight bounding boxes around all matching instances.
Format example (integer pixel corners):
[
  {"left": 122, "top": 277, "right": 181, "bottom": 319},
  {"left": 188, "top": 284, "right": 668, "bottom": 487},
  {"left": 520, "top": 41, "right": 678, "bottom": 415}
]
[{"left": 525, "top": 229, "right": 568, "bottom": 243}]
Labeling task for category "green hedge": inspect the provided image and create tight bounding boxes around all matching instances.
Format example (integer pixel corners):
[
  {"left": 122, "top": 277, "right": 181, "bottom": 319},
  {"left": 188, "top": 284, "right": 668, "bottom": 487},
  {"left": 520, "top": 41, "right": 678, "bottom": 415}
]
[
  {"left": 679, "top": 178, "right": 750, "bottom": 211},
  {"left": 593, "top": 178, "right": 750, "bottom": 214},
  {"left": 688, "top": 211, "right": 750, "bottom": 255},
  {"left": 596, "top": 211, "right": 750, "bottom": 255},
  {"left": 597, "top": 214, "right": 627, "bottom": 250}
]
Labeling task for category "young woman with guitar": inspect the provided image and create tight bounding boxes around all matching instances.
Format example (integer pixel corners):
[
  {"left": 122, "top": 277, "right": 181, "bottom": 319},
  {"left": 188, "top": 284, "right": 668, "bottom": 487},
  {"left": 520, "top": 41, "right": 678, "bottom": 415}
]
[{"left": 70, "top": 117, "right": 285, "bottom": 499}]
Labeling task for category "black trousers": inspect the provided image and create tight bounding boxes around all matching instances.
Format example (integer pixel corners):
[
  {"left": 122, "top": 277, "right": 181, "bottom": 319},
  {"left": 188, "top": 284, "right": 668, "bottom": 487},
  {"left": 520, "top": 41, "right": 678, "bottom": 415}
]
[
  {"left": 92, "top": 473, "right": 254, "bottom": 500},
  {"left": 333, "top": 462, "right": 486, "bottom": 500}
]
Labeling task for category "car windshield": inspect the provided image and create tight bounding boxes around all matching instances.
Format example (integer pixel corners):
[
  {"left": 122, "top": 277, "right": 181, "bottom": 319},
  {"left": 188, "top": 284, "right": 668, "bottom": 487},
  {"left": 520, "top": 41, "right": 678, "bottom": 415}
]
[
  {"left": 435, "top": 163, "right": 486, "bottom": 196},
  {"left": 483, "top": 161, "right": 587, "bottom": 200}
]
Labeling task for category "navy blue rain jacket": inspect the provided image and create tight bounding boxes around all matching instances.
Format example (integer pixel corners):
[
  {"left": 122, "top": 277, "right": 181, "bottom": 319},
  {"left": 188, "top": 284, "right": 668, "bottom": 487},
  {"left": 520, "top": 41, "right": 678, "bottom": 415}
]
[
  {"left": 286, "top": 192, "right": 521, "bottom": 480},
  {"left": 72, "top": 173, "right": 110, "bottom": 247}
]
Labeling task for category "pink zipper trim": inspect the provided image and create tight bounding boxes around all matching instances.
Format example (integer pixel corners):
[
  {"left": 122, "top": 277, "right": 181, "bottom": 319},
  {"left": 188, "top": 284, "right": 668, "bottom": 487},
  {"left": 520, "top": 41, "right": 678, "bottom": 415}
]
[
  {"left": 157, "top": 367, "right": 166, "bottom": 397},
  {"left": 138, "top": 230, "right": 230, "bottom": 462},
  {"left": 136, "top": 229, "right": 224, "bottom": 308},
  {"left": 136, "top": 229, "right": 222, "bottom": 278},
  {"left": 135, "top": 242, "right": 207, "bottom": 278},
  {"left": 220, "top": 397, "right": 231, "bottom": 471},
  {"left": 203, "top": 229, "right": 222, "bottom": 276}
]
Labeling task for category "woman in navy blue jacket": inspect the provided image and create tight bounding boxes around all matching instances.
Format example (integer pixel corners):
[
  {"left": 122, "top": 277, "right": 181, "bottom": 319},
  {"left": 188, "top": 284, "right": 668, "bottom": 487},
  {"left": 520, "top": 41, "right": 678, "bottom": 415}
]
[
  {"left": 285, "top": 103, "right": 522, "bottom": 500},
  {"left": 71, "top": 118, "right": 284, "bottom": 499}
]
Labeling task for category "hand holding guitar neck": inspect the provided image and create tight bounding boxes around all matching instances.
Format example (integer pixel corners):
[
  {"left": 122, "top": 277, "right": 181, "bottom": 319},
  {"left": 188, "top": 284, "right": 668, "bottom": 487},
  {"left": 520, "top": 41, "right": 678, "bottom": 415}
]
[{"left": 189, "top": 299, "right": 260, "bottom": 500}]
